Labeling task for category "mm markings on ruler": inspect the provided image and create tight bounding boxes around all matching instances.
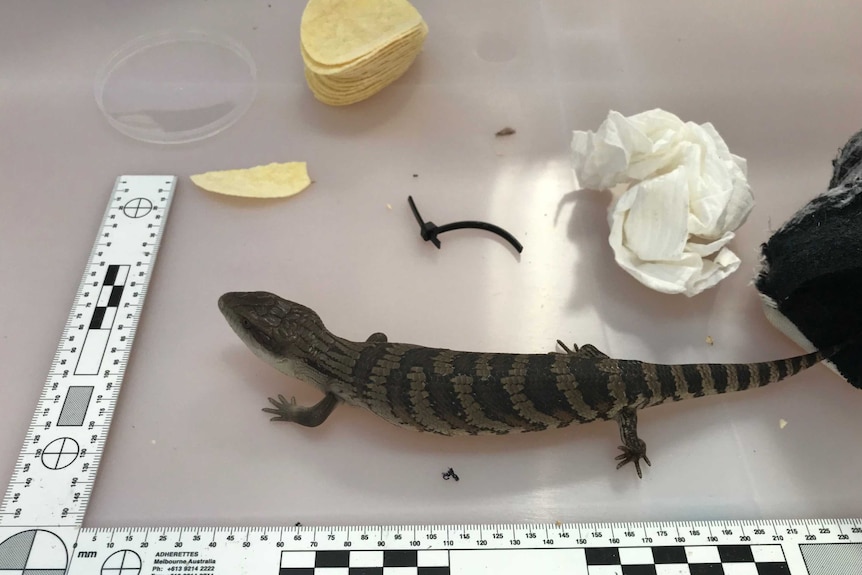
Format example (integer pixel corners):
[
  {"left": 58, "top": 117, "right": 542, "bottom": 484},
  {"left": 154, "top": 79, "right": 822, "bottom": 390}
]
[
  {"left": 0, "top": 521, "right": 855, "bottom": 574},
  {"left": 1, "top": 177, "right": 861, "bottom": 575},
  {"left": 0, "top": 175, "right": 176, "bottom": 528}
]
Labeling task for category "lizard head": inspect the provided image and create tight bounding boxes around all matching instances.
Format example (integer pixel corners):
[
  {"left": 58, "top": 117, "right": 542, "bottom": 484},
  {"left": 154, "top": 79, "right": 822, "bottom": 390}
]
[{"left": 218, "top": 291, "right": 327, "bottom": 371}]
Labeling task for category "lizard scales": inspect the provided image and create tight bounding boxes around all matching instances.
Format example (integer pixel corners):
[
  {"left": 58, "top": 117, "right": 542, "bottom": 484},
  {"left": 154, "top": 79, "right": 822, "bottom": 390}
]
[{"left": 218, "top": 291, "right": 834, "bottom": 477}]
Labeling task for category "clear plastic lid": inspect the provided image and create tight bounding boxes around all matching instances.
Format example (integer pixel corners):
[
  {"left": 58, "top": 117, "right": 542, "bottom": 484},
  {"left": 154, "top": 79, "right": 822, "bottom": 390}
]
[{"left": 95, "top": 30, "right": 257, "bottom": 144}]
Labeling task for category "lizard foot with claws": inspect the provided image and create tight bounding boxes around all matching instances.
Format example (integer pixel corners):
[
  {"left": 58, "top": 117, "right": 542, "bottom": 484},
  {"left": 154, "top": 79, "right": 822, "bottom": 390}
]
[
  {"left": 262, "top": 392, "right": 340, "bottom": 427},
  {"left": 615, "top": 439, "right": 651, "bottom": 479},
  {"left": 615, "top": 407, "right": 651, "bottom": 478}
]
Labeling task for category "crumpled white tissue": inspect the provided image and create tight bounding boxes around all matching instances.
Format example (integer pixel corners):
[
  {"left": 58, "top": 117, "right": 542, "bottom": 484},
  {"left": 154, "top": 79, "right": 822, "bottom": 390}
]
[{"left": 572, "top": 109, "right": 754, "bottom": 296}]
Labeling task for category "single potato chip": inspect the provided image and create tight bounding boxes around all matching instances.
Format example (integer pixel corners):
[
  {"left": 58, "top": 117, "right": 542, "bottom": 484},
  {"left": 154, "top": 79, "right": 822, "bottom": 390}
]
[
  {"left": 301, "top": 0, "right": 423, "bottom": 66},
  {"left": 191, "top": 162, "right": 311, "bottom": 199}
]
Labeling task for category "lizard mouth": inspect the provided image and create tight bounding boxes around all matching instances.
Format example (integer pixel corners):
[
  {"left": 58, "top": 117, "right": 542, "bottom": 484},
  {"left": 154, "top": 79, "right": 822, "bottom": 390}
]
[
  {"left": 217, "top": 291, "right": 264, "bottom": 326},
  {"left": 217, "top": 291, "right": 241, "bottom": 314},
  {"left": 217, "top": 292, "right": 256, "bottom": 341},
  {"left": 217, "top": 293, "right": 242, "bottom": 333}
]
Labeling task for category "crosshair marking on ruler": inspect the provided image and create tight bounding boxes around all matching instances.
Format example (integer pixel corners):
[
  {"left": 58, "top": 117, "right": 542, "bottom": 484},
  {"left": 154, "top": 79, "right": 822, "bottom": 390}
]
[
  {"left": 40, "top": 437, "right": 80, "bottom": 470},
  {"left": 102, "top": 549, "right": 142, "bottom": 575},
  {"left": 122, "top": 198, "right": 152, "bottom": 218}
]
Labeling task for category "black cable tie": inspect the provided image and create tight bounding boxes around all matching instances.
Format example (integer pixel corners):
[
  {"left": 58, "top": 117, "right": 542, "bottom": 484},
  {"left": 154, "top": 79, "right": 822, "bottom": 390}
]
[{"left": 407, "top": 196, "right": 523, "bottom": 253}]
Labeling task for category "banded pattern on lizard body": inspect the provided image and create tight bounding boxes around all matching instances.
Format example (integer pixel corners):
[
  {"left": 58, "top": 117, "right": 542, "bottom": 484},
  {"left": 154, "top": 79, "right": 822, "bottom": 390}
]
[
  {"left": 325, "top": 343, "right": 821, "bottom": 432},
  {"left": 218, "top": 291, "right": 834, "bottom": 478}
]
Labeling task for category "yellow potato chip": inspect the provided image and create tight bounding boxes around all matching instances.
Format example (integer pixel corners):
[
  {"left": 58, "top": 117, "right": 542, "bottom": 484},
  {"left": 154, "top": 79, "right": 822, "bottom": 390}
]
[
  {"left": 301, "top": 23, "right": 426, "bottom": 76},
  {"left": 303, "top": 23, "right": 426, "bottom": 105},
  {"left": 304, "top": 51, "right": 420, "bottom": 105},
  {"left": 300, "top": 0, "right": 427, "bottom": 106},
  {"left": 313, "top": 46, "right": 417, "bottom": 88},
  {"left": 301, "top": 0, "right": 424, "bottom": 66},
  {"left": 191, "top": 162, "right": 311, "bottom": 199},
  {"left": 312, "top": 26, "right": 426, "bottom": 81}
]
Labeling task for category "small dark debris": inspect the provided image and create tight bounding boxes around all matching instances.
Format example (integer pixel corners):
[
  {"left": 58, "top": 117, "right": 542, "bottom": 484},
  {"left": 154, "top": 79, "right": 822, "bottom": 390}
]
[
  {"left": 295, "top": 521, "right": 302, "bottom": 527},
  {"left": 495, "top": 127, "right": 516, "bottom": 137},
  {"left": 441, "top": 467, "right": 460, "bottom": 482},
  {"left": 412, "top": 174, "right": 419, "bottom": 178}
]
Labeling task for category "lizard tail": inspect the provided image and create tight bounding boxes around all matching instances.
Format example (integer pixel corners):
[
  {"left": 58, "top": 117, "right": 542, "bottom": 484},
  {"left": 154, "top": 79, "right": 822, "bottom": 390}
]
[
  {"left": 671, "top": 345, "right": 840, "bottom": 401},
  {"left": 737, "top": 347, "right": 830, "bottom": 392}
]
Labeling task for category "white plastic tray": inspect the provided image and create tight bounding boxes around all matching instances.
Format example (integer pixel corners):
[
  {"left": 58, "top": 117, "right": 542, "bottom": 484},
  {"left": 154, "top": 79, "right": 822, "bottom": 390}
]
[{"left": 1, "top": 1, "right": 861, "bottom": 528}]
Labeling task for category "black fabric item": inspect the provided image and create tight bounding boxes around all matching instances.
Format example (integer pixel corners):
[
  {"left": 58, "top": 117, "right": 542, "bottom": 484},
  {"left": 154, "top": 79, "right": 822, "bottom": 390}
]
[
  {"left": 755, "top": 128, "right": 862, "bottom": 388},
  {"left": 830, "top": 128, "right": 862, "bottom": 188}
]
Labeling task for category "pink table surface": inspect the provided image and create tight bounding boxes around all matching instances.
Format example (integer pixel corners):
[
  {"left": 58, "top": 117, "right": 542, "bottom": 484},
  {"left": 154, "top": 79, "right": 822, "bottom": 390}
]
[{"left": 1, "top": 1, "right": 861, "bottom": 528}]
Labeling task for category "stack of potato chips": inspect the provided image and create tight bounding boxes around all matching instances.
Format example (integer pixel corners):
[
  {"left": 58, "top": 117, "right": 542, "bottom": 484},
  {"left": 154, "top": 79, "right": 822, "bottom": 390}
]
[{"left": 300, "top": 0, "right": 428, "bottom": 106}]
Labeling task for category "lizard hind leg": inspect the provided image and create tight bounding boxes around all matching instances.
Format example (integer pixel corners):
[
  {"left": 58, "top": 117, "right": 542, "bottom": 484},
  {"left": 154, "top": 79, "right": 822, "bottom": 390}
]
[
  {"left": 614, "top": 407, "right": 651, "bottom": 479},
  {"left": 263, "top": 392, "right": 340, "bottom": 427}
]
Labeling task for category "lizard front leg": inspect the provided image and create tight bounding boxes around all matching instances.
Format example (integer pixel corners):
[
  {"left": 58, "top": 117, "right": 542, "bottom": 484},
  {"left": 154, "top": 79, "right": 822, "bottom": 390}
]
[
  {"left": 614, "top": 407, "right": 651, "bottom": 478},
  {"left": 263, "top": 392, "right": 340, "bottom": 427}
]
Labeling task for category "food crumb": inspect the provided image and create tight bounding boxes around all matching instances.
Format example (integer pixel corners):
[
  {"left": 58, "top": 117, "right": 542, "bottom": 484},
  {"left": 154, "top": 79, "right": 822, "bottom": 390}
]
[
  {"left": 779, "top": 418, "right": 788, "bottom": 429},
  {"left": 386, "top": 204, "right": 392, "bottom": 210},
  {"left": 495, "top": 127, "right": 516, "bottom": 137},
  {"left": 706, "top": 335, "right": 714, "bottom": 346}
]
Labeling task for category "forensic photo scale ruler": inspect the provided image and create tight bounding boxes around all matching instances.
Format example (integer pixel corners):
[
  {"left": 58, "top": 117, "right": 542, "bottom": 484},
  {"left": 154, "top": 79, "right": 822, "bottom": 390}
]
[{"left": 0, "top": 177, "right": 859, "bottom": 574}]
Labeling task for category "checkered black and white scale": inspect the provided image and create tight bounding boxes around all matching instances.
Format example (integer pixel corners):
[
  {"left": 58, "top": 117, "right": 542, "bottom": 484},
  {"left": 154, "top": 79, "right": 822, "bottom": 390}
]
[
  {"left": 279, "top": 545, "right": 789, "bottom": 575},
  {"left": 279, "top": 549, "right": 450, "bottom": 574},
  {"left": 584, "top": 544, "right": 788, "bottom": 574}
]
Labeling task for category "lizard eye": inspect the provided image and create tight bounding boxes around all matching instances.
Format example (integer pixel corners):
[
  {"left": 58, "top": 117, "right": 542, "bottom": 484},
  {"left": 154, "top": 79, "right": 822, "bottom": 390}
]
[{"left": 241, "top": 318, "right": 252, "bottom": 330}]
